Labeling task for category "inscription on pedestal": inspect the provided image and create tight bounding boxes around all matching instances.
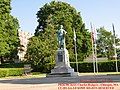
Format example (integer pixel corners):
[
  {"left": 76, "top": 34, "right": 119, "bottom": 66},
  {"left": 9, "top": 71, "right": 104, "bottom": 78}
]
[{"left": 58, "top": 51, "right": 63, "bottom": 62}]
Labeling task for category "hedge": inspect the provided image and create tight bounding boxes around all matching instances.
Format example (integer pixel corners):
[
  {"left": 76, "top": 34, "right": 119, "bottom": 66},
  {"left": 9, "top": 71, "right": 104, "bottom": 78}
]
[
  {"left": 0, "top": 63, "right": 25, "bottom": 68},
  {"left": 70, "top": 60, "right": 120, "bottom": 72},
  {"left": 0, "top": 60, "right": 120, "bottom": 73},
  {"left": 31, "top": 60, "right": 120, "bottom": 73},
  {"left": 0, "top": 68, "right": 24, "bottom": 78}
]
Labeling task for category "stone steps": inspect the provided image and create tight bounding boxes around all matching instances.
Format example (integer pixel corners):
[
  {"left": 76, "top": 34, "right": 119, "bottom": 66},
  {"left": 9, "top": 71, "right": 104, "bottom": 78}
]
[{"left": 46, "top": 73, "right": 71, "bottom": 77}]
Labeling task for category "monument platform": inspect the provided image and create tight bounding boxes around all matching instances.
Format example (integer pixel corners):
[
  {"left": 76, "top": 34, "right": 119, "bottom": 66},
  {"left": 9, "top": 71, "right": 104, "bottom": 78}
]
[{"left": 47, "top": 48, "right": 78, "bottom": 77}]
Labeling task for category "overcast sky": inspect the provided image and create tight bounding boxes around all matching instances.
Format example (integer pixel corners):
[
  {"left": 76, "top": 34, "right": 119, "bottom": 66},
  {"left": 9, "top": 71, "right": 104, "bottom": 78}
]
[{"left": 11, "top": 0, "right": 120, "bottom": 38}]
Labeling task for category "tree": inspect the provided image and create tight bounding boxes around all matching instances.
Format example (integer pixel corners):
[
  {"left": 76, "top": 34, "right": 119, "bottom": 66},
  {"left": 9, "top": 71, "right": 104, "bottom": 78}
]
[
  {"left": 26, "top": 1, "right": 91, "bottom": 71},
  {"left": 0, "top": 0, "right": 19, "bottom": 63},
  {"left": 25, "top": 36, "right": 54, "bottom": 72},
  {"left": 97, "top": 27, "right": 120, "bottom": 59}
]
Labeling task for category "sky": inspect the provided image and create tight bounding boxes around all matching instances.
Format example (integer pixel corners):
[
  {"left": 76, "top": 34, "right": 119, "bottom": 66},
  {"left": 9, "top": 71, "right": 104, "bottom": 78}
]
[{"left": 11, "top": 0, "right": 120, "bottom": 38}]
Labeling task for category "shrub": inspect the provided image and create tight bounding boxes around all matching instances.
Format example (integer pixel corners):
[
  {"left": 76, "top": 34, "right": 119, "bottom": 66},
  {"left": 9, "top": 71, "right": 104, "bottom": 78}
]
[
  {"left": 30, "top": 60, "right": 120, "bottom": 73},
  {"left": 0, "top": 63, "right": 24, "bottom": 68},
  {"left": 70, "top": 60, "right": 120, "bottom": 72},
  {"left": 2, "top": 60, "right": 118, "bottom": 73},
  {"left": 0, "top": 68, "right": 24, "bottom": 78},
  {"left": 31, "top": 63, "right": 55, "bottom": 73},
  {"left": 70, "top": 62, "right": 93, "bottom": 72},
  {"left": 0, "top": 70, "right": 8, "bottom": 77}
]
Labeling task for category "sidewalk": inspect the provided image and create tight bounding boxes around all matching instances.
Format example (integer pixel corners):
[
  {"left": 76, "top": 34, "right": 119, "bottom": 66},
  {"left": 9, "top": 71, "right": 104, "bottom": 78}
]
[
  {"left": 0, "top": 74, "right": 120, "bottom": 90},
  {"left": 80, "top": 72, "right": 120, "bottom": 76},
  {"left": 0, "top": 72, "right": 120, "bottom": 80},
  {"left": 0, "top": 83, "right": 58, "bottom": 90}
]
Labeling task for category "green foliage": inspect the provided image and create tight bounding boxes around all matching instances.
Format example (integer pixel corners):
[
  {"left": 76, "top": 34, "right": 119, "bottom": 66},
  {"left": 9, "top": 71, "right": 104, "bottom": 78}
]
[
  {"left": 98, "top": 61, "right": 116, "bottom": 72},
  {"left": 70, "top": 62, "right": 94, "bottom": 72},
  {"left": 0, "top": 68, "right": 24, "bottom": 78},
  {"left": 0, "top": 63, "right": 25, "bottom": 68},
  {"left": 97, "top": 27, "right": 113, "bottom": 58},
  {"left": 26, "top": 1, "right": 91, "bottom": 71},
  {"left": 0, "top": 0, "right": 11, "bottom": 14},
  {"left": 26, "top": 36, "right": 55, "bottom": 72},
  {"left": 97, "top": 27, "right": 120, "bottom": 59},
  {"left": 25, "top": 60, "right": 120, "bottom": 73},
  {"left": 0, "top": 0, "right": 19, "bottom": 62},
  {"left": 70, "top": 61, "right": 120, "bottom": 72}
]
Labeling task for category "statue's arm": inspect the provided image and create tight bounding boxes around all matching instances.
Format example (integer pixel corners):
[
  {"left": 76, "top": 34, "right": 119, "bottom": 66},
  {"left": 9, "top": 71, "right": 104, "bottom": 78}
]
[{"left": 63, "top": 30, "right": 67, "bottom": 34}]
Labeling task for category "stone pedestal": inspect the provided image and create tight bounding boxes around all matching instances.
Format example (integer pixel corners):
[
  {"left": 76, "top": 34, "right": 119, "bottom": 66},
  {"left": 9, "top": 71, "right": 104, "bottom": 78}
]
[{"left": 47, "top": 48, "right": 78, "bottom": 77}]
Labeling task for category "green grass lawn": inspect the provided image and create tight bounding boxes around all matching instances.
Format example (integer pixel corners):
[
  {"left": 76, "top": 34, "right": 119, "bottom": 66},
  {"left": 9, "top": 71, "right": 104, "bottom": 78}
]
[
  {"left": 0, "top": 72, "right": 46, "bottom": 79},
  {"left": 1, "top": 72, "right": 120, "bottom": 79}
]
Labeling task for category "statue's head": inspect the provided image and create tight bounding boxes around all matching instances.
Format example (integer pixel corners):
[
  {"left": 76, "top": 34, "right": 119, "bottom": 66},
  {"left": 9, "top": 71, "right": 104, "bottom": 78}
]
[{"left": 60, "top": 25, "right": 63, "bottom": 29}]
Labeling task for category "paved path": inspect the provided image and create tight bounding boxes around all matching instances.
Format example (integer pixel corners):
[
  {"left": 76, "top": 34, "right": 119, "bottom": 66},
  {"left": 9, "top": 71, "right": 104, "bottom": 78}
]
[
  {"left": 0, "top": 83, "right": 58, "bottom": 90},
  {"left": 0, "top": 75, "right": 120, "bottom": 90}
]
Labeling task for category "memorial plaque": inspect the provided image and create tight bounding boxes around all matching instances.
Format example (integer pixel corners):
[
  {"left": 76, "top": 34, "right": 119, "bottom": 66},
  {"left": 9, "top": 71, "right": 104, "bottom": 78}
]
[{"left": 58, "top": 52, "right": 63, "bottom": 62}]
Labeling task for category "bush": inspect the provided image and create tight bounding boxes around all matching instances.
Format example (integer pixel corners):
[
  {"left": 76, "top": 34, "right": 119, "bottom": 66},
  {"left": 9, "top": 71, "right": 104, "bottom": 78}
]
[
  {"left": 98, "top": 61, "right": 119, "bottom": 72},
  {"left": 0, "top": 63, "right": 24, "bottom": 68},
  {"left": 70, "top": 60, "right": 120, "bottom": 72},
  {"left": 30, "top": 60, "right": 120, "bottom": 73},
  {"left": 70, "top": 62, "right": 93, "bottom": 72},
  {"left": 3, "top": 60, "right": 117, "bottom": 73},
  {"left": 0, "top": 68, "right": 24, "bottom": 78},
  {"left": 32, "top": 63, "right": 55, "bottom": 73}
]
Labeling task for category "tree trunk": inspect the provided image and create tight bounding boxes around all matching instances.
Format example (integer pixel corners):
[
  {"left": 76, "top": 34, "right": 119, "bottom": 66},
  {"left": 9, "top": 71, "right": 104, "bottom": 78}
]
[{"left": 0, "top": 56, "right": 4, "bottom": 63}]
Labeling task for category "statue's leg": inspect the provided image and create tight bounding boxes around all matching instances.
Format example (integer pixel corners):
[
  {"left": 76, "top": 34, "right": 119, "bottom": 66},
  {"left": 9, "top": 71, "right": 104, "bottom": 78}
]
[
  {"left": 61, "top": 39, "right": 64, "bottom": 48},
  {"left": 58, "top": 40, "right": 60, "bottom": 49},
  {"left": 60, "top": 41, "right": 62, "bottom": 49}
]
